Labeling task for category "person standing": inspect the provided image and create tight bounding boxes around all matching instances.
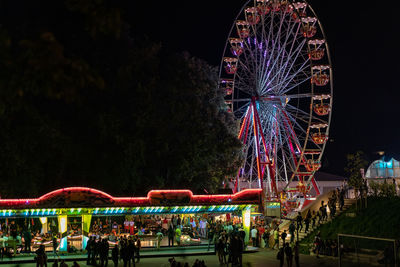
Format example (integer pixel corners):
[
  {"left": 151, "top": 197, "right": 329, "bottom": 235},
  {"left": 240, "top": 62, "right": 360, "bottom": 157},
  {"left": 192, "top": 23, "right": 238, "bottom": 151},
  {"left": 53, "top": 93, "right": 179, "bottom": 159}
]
[
  {"left": 294, "top": 241, "right": 300, "bottom": 267},
  {"left": 111, "top": 244, "right": 119, "bottom": 267},
  {"left": 258, "top": 225, "right": 265, "bottom": 247},
  {"left": 135, "top": 236, "right": 141, "bottom": 263},
  {"left": 277, "top": 247, "right": 285, "bottom": 267},
  {"left": 52, "top": 234, "right": 58, "bottom": 257},
  {"left": 35, "top": 244, "right": 47, "bottom": 267},
  {"left": 0, "top": 232, "right": 5, "bottom": 260},
  {"left": 207, "top": 227, "right": 214, "bottom": 251},
  {"left": 216, "top": 236, "right": 226, "bottom": 264},
  {"left": 175, "top": 227, "right": 181, "bottom": 247},
  {"left": 87, "top": 237, "right": 94, "bottom": 265},
  {"left": 262, "top": 228, "right": 270, "bottom": 248},
  {"left": 128, "top": 238, "right": 136, "bottom": 267},
  {"left": 167, "top": 224, "right": 174, "bottom": 247},
  {"left": 156, "top": 228, "right": 164, "bottom": 250},
  {"left": 237, "top": 234, "right": 244, "bottom": 267},
  {"left": 100, "top": 238, "right": 109, "bottom": 267},
  {"left": 250, "top": 227, "right": 258, "bottom": 247},
  {"left": 281, "top": 230, "right": 287, "bottom": 246},
  {"left": 24, "top": 228, "right": 32, "bottom": 253},
  {"left": 284, "top": 243, "right": 293, "bottom": 267},
  {"left": 120, "top": 241, "right": 130, "bottom": 267}
]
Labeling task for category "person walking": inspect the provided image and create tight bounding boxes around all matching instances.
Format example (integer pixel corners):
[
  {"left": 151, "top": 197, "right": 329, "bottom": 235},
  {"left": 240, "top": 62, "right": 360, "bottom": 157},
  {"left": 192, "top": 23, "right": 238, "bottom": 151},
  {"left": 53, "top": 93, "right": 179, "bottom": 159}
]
[
  {"left": 296, "top": 212, "right": 303, "bottom": 232},
  {"left": 289, "top": 221, "right": 296, "bottom": 243},
  {"left": 304, "top": 216, "right": 310, "bottom": 233},
  {"left": 273, "top": 228, "right": 279, "bottom": 250},
  {"left": 311, "top": 211, "right": 317, "bottom": 229},
  {"left": 111, "top": 244, "right": 119, "bottom": 267}
]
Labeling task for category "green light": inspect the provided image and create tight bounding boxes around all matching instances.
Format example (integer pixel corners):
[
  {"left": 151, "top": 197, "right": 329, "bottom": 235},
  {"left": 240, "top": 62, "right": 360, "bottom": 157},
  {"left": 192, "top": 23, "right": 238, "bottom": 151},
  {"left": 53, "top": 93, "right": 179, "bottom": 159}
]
[{"left": 70, "top": 208, "right": 75, "bottom": 213}]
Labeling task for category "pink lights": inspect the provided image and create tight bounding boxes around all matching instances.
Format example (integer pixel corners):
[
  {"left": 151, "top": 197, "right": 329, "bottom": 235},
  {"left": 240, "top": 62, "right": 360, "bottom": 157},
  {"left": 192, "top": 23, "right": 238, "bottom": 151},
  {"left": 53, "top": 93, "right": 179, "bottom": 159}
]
[{"left": 0, "top": 187, "right": 262, "bottom": 209}]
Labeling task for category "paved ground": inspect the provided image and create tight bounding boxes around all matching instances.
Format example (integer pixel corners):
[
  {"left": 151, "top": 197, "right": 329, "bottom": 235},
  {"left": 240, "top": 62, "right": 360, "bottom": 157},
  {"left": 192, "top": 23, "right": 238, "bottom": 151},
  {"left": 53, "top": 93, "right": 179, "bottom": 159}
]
[{"left": 0, "top": 248, "right": 339, "bottom": 267}]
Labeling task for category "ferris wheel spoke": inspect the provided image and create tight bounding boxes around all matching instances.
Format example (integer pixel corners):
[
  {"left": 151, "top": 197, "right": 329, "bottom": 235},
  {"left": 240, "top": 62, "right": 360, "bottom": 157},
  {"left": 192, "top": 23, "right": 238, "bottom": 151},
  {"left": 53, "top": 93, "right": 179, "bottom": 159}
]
[
  {"left": 272, "top": 17, "right": 304, "bottom": 94},
  {"left": 260, "top": 14, "right": 302, "bottom": 95},
  {"left": 259, "top": 11, "right": 288, "bottom": 93},
  {"left": 267, "top": 43, "right": 309, "bottom": 95}
]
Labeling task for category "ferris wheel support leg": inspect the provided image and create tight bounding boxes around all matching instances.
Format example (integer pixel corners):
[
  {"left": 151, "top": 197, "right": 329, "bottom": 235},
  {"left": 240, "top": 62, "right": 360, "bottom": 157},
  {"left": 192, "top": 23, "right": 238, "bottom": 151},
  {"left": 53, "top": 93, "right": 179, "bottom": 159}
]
[
  {"left": 252, "top": 99, "right": 279, "bottom": 197},
  {"left": 311, "top": 176, "right": 321, "bottom": 195}
]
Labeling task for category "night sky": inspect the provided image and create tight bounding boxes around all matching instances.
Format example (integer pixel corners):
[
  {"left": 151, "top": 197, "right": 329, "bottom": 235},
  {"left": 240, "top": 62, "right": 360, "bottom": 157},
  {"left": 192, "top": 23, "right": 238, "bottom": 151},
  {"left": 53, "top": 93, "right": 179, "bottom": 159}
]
[{"left": 123, "top": 1, "right": 400, "bottom": 175}]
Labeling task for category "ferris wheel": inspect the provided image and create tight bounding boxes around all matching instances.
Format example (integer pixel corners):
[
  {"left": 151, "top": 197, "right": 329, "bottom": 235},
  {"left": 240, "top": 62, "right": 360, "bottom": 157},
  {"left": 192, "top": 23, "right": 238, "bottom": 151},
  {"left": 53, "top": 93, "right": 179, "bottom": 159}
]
[{"left": 218, "top": 0, "right": 333, "bottom": 197}]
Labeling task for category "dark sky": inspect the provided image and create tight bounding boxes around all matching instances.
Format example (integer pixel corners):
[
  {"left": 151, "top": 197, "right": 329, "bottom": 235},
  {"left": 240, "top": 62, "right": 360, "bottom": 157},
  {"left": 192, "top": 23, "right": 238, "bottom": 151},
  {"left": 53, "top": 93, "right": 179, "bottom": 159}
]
[{"left": 122, "top": 1, "right": 400, "bottom": 175}]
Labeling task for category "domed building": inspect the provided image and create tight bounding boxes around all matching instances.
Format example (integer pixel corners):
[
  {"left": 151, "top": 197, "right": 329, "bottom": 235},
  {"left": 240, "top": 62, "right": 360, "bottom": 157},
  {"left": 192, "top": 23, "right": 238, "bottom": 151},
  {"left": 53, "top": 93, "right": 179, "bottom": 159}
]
[{"left": 365, "top": 157, "right": 400, "bottom": 180}]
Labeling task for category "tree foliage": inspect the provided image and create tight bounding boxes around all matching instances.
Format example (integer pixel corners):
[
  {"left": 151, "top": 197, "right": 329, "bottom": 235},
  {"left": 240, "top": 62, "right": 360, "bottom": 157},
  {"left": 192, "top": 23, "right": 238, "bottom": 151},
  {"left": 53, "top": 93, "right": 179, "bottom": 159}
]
[
  {"left": 344, "top": 150, "right": 368, "bottom": 189},
  {"left": 0, "top": 0, "right": 242, "bottom": 198}
]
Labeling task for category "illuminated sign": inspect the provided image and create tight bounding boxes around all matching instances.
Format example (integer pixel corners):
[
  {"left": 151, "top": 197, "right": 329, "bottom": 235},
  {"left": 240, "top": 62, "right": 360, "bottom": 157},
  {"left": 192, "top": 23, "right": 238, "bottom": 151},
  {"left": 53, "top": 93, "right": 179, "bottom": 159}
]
[{"left": 265, "top": 201, "right": 281, "bottom": 218}]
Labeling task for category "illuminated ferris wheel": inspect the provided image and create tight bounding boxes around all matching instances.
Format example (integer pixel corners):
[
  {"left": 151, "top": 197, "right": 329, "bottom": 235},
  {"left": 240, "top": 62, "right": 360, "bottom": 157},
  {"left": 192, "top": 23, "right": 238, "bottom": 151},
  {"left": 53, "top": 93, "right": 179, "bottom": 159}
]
[{"left": 218, "top": 0, "right": 333, "bottom": 197}]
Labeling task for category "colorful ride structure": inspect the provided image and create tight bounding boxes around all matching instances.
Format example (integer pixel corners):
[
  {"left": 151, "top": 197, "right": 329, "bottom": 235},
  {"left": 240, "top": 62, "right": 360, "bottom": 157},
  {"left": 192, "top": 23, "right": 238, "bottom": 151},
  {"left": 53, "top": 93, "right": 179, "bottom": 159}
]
[{"left": 218, "top": 0, "right": 333, "bottom": 206}]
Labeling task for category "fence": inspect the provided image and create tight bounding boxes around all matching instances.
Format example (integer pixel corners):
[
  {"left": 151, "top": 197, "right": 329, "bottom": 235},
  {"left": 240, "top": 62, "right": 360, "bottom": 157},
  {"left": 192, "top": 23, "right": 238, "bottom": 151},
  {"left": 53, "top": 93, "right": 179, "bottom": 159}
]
[{"left": 338, "top": 233, "right": 398, "bottom": 267}]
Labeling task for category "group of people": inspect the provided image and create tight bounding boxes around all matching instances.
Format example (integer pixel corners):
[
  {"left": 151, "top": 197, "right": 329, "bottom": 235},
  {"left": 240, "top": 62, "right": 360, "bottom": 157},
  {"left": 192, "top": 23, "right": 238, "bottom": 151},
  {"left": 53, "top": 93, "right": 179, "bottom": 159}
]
[
  {"left": 210, "top": 222, "right": 246, "bottom": 266},
  {"left": 86, "top": 235, "right": 141, "bottom": 267},
  {"left": 276, "top": 242, "right": 300, "bottom": 267},
  {"left": 312, "top": 232, "right": 338, "bottom": 258}
]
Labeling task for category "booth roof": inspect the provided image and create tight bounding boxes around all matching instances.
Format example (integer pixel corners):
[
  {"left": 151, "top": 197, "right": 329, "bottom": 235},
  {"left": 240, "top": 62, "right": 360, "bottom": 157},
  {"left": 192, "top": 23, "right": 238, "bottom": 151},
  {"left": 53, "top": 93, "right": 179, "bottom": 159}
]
[{"left": 0, "top": 187, "right": 262, "bottom": 209}]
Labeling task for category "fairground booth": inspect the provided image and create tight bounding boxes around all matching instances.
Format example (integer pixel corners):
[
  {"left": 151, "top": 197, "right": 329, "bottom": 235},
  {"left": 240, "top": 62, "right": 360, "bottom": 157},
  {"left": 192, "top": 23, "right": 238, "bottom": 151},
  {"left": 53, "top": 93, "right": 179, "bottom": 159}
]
[{"left": 0, "top": 187, "right": 262, "bottom": 252}]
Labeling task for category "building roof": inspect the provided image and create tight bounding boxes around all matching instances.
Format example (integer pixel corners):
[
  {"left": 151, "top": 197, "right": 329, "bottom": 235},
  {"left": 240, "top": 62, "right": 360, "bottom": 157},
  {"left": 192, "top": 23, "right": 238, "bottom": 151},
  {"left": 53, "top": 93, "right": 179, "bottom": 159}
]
[{"left": 314, "top": 171, "right": 347, "bottom": 182}]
